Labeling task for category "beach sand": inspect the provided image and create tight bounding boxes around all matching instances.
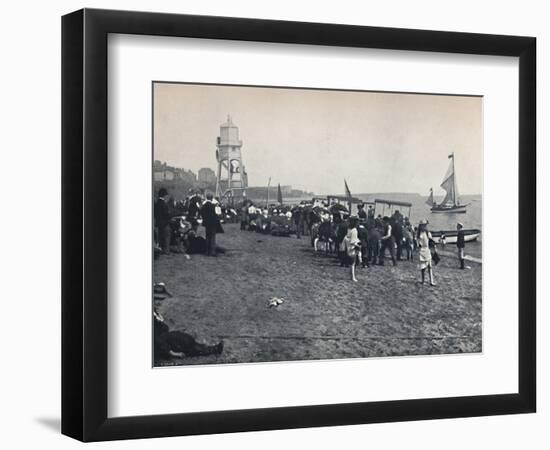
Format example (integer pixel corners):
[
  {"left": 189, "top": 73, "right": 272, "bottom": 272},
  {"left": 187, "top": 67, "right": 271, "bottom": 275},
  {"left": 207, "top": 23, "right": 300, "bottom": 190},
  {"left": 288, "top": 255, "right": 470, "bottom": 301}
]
[{"left": 154, "top": 223, "right": 482, "bottom": 366}]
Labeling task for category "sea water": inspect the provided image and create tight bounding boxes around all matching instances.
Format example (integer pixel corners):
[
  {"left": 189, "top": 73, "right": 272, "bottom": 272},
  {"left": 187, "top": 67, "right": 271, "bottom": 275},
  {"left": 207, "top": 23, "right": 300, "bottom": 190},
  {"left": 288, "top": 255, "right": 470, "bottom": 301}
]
[{"left": 358, "top": 194, "right": 483, "bottom": 259}]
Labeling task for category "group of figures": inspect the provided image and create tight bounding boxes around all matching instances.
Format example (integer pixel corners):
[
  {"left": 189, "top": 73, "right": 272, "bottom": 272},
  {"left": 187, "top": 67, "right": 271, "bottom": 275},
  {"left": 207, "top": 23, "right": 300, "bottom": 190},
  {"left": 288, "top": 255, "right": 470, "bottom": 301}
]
[
  {"left": 308, "top": 205, "right": 428, "bottom": 283},
  {"left": 236, "top": 199, "right": 470, "bottom": 285},
  {"left": 152, "top": 188, "right": 471, "bottom": 363},
  {"left": 154, "top": 189, "right": 470, "bottom": 285},
  {"left": 153, "top": 188, "right": 236, "bottom": 259},
  {"left": 307, "top": 204, "right": 470, "bottom": 284},
  {"left": 153, "top": 188, "right": 231, "bottom": 364}
]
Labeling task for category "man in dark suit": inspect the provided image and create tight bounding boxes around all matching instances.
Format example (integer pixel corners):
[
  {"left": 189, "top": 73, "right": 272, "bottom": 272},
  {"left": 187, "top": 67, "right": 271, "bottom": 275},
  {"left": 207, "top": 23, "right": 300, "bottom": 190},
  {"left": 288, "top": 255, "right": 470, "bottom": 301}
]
[
  {"left": 391, "top": 217, "right": 404, "bottom": 261},
  {"left": 379, "top": 216, "right": 396, "bottom": 266},
  {"left": 154, "top": 188, "right": 172, "bottom": 255},
  {"left": 456, "top": 222, "right": 470, "bottom": 269},
  {"left": 200, "top": 193, "right": 218, "bottom": 256}
]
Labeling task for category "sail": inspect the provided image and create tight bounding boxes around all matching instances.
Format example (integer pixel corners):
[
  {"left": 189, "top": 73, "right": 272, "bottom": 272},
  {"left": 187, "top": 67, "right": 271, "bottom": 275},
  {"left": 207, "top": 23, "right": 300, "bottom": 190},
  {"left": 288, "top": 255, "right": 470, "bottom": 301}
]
[
  {"left": 454, "top": 166, "right": 460, "bottom": 205},
  {"left": 344, "top": 179, "right": 352, "bottom": 199},
  {"left": 277, "top": 183, "right": 283, "bottom": 205},
  {"left": 440, "top": 157, "right": 460, "bottom": 206},
  {"left": 426, "top": 188, "right": 434, "bottom": 206}
]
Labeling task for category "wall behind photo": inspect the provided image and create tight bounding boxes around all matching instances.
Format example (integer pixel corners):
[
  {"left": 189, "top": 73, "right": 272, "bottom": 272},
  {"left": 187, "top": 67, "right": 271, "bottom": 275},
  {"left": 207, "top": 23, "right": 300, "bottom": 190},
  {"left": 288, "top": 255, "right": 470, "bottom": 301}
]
[{"left": 0, "top": 1, "right": 546, "bottom": 449}]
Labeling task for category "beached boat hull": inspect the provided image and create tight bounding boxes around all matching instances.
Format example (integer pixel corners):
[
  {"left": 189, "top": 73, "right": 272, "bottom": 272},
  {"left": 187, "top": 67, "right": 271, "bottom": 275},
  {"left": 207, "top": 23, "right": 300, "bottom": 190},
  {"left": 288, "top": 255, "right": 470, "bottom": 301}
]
[
  {"left": 430, "top": 228, "right": 481, "bottom": 244},
  {"left": 430, "top": 204, "right": 468, "bottom": 214}
]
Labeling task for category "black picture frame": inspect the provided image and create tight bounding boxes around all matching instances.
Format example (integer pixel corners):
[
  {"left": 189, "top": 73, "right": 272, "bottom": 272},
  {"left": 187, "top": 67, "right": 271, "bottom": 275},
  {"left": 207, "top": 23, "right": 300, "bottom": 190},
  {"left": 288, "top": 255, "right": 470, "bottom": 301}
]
[{"left": 62, "top": 8, "right": 536, "bottom": 442}]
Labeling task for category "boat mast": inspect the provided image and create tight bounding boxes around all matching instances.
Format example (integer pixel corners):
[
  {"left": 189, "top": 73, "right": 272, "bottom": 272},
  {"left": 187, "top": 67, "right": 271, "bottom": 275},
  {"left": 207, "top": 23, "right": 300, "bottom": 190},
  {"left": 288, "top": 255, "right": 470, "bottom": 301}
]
[{"left": 451, "top": 152, "right": 458, "bottom": 206}]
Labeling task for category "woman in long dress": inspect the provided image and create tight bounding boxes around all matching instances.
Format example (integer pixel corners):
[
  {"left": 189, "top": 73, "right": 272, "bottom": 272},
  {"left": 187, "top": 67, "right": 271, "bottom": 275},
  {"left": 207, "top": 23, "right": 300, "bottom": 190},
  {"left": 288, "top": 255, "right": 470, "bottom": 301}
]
[{"left": 417, "top": 219, "right": 436, "bottom": 286}]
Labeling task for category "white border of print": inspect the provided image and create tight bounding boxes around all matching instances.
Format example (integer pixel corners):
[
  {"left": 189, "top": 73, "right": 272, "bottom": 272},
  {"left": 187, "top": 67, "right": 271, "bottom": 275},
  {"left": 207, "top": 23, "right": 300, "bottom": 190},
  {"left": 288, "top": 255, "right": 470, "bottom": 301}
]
[{"left": 107, "top": 34, "right": 518, "bottom": 418}]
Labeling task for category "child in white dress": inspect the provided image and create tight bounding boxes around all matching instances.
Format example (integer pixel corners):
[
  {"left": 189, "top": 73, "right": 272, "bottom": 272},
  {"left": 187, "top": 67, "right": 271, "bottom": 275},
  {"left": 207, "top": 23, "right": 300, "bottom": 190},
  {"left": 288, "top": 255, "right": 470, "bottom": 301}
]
[
  {"left": 417, "top": 219, "right": 436, "bottom": 286},
  {"left": 342, "top": 217, "right": 361, "bottom": 282}
]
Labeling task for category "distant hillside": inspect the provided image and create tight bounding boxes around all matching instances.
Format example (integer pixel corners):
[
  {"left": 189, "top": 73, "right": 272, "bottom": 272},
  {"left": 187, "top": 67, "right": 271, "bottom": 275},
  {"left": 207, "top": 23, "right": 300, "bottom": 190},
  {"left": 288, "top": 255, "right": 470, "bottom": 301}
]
[
  {"left": 246, "top": 186, "right": 314, "bottom": 201},
  {"left": 340, "top": 192, "right": 424, "bottom": 203},
  {"left": 354, "top": 192, "right": 422, "bottom": 202}
]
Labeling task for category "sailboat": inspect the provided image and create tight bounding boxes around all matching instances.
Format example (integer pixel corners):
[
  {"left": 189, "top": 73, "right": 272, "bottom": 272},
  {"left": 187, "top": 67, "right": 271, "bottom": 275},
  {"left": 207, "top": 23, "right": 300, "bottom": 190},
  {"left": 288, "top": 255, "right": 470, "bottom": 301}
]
[{"left": 428, "top": 152, "right": 469, "bottom": 214}]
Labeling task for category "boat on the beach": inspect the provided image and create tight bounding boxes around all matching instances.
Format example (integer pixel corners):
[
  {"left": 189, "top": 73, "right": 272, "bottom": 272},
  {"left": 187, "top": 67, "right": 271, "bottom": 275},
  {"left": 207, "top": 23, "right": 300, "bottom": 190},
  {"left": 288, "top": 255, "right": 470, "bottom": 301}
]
[
  {"left": 430, "top": 228, "right": 481, "bottom": 244},
  {"left": 427, "top": 152, "right": 469, "bottom": 214}
]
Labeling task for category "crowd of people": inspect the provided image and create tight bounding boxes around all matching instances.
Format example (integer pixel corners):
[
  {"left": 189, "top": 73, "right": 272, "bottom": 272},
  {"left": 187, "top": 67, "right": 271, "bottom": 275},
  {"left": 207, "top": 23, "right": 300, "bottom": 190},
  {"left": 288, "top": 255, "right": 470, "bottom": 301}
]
[
  {"left": 154, "top": 188, "right": 469, "bottom": 285},
  {"left": 233, "top": 199, "right": 468, "bottom": 285},
  {"left": 304, "top": 204, "right": 469, "bottom": 284},
  {"left": 306, "top": 205, "right": 423, "bottom": 283},
  {"left": 154, "top": 188, "right": 235, "bottom": 259}
]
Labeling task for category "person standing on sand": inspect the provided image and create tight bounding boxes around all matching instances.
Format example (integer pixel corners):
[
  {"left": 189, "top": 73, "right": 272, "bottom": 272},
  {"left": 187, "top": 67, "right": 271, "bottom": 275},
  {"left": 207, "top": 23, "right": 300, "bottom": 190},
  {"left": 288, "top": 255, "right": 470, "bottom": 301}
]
[
  {"left": 154, "top": 188, "right": 172, "bottom": 255},
  {"left": 366, "top": 221, "right": 381, "bottom": 267},
  {"left": 292, "top": 205, "right": 304, "bottom": 239},
  {"left": 357, "top": 223, "right": 369, "bottom": 268},
  {"left": 379, "top": 216, "right": 396, "bottom": 266},
  {"left": 343, "top": 216, "right": 361, "bottom": 282},
  {"left": 403, "top": 219, "right": 414, "bottom": 261},
  {"left": 457, "top": 222, "right": 471, "bottom": 270},
  {"left": 391, "top": 217, "right": 404, "bottom": 261},
  {"left": 200, "top": 193, "right": 218, "bottom": 257},
  {"left": 336, "top": 215, "right": 349, "bottom": 266},
  {"left": 240, "top": 200, "right": 248, "bottom": 231},
  {"left": 417, "top": 219, "right": 436, "bottom": 286}
]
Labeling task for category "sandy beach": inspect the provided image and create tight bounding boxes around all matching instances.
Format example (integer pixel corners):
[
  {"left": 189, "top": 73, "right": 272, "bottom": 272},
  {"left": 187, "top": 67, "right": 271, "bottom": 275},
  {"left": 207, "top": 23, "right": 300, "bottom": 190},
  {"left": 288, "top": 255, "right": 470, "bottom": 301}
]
[{"left": 154, "top": 223, "right": 482, "bottom": 366}]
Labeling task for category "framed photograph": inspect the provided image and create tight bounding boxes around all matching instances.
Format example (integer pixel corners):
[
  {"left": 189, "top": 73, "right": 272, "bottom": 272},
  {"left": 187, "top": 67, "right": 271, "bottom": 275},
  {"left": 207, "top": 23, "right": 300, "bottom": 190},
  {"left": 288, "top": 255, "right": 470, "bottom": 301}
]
[{"left": 62, "top": 8, "right": 536, "bottom": 441}]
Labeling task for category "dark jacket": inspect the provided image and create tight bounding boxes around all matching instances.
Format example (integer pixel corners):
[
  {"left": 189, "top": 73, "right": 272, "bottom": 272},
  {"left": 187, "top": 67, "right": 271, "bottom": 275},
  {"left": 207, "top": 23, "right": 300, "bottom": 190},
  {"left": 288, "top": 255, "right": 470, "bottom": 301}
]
[
  {"left": 187, "top": 195, "right": 201, "bottom": 219},
  {"left": 336, "top": 222, "right": 348, "bottom": 244},
  {"left": 154, "top": 198, "right": 171, "bottom": 227},
  {"left": 391, "top": 221, "right": 403, "bottom": 240},
  {"left": 200, "top": 201, "right": 218, "bottom": 230},
  {"left": 367, "top": 227, "right": 381, "bottom": 245},
  {"left": 457, "top": 229, "right": 466, "bottom": 248},
  {"left": 357, "top": 226, "right": 368, "bottom": 248}
]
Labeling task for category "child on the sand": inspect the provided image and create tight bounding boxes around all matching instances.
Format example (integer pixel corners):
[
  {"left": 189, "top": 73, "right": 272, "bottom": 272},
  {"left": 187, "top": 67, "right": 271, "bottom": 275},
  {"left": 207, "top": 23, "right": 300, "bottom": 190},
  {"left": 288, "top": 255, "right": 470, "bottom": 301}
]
[
  {"left": 417, "top": 219, "right": 436, "bottom": 286},
  {"left": 343, "top": 216, "right": 361, "bottom": 282}
]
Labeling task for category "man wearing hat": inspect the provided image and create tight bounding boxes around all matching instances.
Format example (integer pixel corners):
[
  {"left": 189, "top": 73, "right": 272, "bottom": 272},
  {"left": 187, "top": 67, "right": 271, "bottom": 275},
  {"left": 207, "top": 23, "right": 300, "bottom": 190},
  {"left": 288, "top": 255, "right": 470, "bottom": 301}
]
[
  {"left": 456, "top": 222, "right": 470, "bottom": 269},
  {"left": 200, "top": 193, "right": 219, "bottom": 256},
  {"left": 154, "top": 188, "right": 172, "bottom": 255}
]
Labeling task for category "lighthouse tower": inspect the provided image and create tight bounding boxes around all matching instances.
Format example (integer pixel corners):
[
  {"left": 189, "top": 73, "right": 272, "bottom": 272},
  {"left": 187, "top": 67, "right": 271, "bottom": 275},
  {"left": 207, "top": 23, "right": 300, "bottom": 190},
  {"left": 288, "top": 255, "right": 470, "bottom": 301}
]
[{"left": 215, "top": 115, "right": 248, "bottom": 198}]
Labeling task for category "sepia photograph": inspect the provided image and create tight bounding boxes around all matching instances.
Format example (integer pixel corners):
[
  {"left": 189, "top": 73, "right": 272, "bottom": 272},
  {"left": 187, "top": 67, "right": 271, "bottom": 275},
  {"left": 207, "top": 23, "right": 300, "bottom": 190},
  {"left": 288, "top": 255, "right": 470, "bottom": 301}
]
[{"left": 152, "top": 82, "right": 483, "bottom": 367}]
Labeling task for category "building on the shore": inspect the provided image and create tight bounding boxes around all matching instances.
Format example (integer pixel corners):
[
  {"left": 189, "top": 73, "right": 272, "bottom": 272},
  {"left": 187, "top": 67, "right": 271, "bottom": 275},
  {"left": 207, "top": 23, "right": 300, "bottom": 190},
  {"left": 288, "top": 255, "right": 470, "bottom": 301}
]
[
  {"left": 198, "top": 167, "right": 217, "bottom": 186},
  {"left": 153, "top": 160, "right": 197, "bottom": 183},
  {"left": 215, "top": 115, "right": 248, "bottom": 197}
]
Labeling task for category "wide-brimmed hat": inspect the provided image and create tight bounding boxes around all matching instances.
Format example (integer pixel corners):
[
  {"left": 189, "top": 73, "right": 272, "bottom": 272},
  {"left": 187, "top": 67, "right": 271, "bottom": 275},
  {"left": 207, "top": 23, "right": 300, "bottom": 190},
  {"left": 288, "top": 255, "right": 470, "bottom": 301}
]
[
  {"left": 457, "top": 222, "right": 464, "bottom": 228},
  {"left": 419, "top": 219, "right": 429, "bottom": 225},
  {"left": 158, "top": 188, "right": 168, "bottom": 197}
]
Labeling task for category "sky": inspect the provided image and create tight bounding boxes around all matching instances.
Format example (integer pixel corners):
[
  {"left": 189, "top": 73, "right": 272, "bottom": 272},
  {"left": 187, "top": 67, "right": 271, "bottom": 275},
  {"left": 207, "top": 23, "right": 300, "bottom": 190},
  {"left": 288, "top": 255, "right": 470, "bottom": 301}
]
[{"left": 153, "top": 82, "right": 482, "bottom": 196}]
